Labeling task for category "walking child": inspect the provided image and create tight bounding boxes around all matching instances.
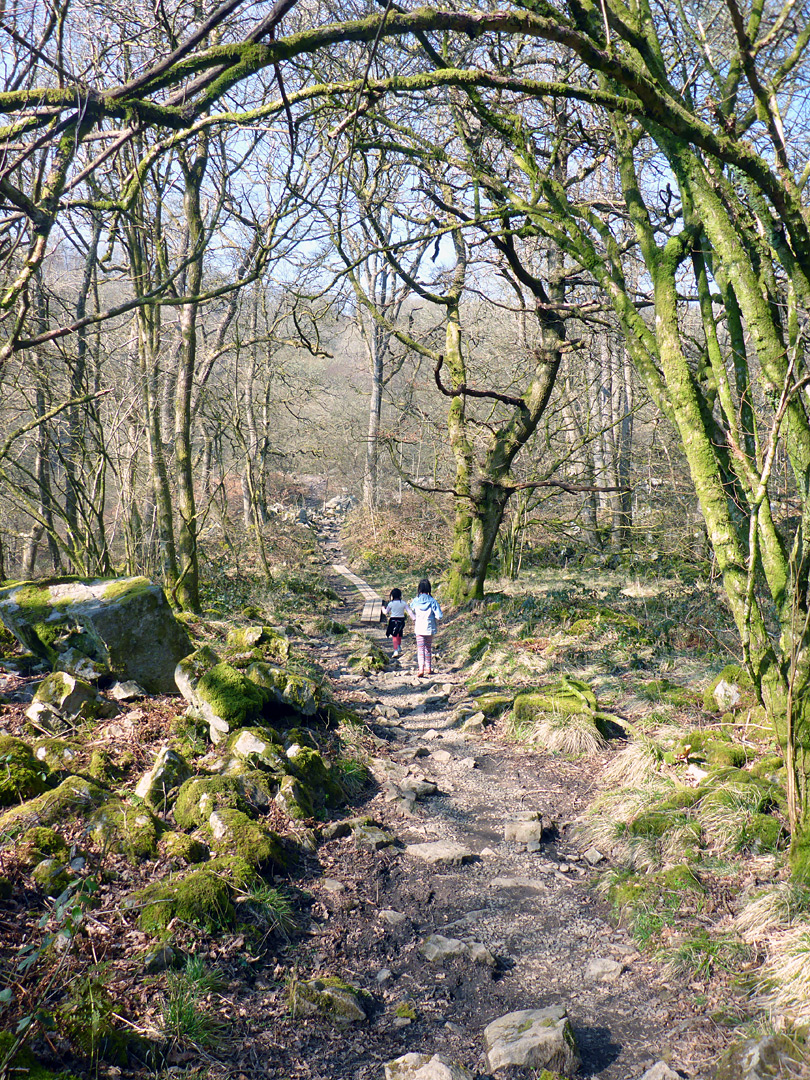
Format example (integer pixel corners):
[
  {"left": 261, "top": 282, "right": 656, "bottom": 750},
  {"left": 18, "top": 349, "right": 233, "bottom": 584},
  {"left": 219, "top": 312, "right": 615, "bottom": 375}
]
[
  {"left": 406, "top": 578, "right": 442, "bottom": 677},
  {"left": 383, "top": 588, "right": 407, "bottom": 659}
]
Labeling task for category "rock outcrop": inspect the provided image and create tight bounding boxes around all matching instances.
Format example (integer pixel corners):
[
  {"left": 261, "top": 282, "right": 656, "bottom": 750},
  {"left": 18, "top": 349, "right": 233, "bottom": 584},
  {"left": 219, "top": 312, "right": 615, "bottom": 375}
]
[{"left": 0, "top": 576, "right": 192, "bottom": 693}]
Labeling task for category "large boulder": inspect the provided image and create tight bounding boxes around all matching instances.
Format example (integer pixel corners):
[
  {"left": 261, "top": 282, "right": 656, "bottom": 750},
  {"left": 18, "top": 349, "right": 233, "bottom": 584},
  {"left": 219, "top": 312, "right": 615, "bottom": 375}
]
[{"left": 0, "top": 577, "right": 192, "bottom": 694}]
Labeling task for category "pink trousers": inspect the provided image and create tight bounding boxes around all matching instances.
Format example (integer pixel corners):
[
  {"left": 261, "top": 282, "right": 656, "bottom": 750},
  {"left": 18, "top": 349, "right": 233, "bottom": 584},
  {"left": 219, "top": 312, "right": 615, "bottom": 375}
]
[{"left": 416, "top": 634, "right": 433, "bottom": 672}]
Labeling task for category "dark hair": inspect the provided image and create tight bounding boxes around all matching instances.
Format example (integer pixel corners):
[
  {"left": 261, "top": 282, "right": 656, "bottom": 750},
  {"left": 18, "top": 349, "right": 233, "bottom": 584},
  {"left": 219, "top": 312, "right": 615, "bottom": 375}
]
[
  {"left": 390, "top": 588, "right": 402, "bottom": 600},
  {"left": 417, "top": 578, "right": 432, "bottom": 595}
]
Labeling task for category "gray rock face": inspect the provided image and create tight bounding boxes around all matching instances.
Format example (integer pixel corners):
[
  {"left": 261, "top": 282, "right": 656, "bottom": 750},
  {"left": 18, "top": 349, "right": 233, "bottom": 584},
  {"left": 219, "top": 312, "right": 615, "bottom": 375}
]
[
  {"left": 484, "top": 1005, "right": 581, "bottom": 1073},
  {"left": 0, "top": 577, "right": 192, "bottom": 694},
  {"left": 713, "top": 1034, "right": 804, "bottom": 1080},
  {"left": 713, "top": 678, "right": 742, "bottom": 711},
  {"left": 384, "top": 1053, "right": 474, "bottom": 1080},
  {"left": 134, "top": 746, "right": 191, "bottom": 809},
  {"left": 290, "top": 977, "right": 368, "bottom": 1023},
  {"left": 504, "top": 818, "right": 546, "bottom": 844},
  {"left": 25, "top": 672, "right": 109, "bottom": 731},
  {"left": 405, "top": 841, "right": 473, "bottom": 866}
]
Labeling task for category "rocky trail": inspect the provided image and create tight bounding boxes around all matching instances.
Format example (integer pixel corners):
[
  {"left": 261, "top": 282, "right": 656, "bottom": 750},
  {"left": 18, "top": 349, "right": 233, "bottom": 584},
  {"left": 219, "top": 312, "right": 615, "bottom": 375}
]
[{"left": 267, "top": 540, "right": 732, "bottom": 1080}]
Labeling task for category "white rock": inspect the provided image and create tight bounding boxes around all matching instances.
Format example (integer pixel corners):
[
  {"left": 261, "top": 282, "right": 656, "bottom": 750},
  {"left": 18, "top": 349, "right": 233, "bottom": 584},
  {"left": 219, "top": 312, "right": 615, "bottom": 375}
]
[
  {"left": 431, "top": 750, "right": 453, "bottom": 764},
  {"left": 583, "top": 846, "right": 605, "bottom": 866},
  {"left": 504, "top": 820, "right": 545, "bottom": 844},
  {"left": 421, "top": 934, "right": 468, "bottom": 962},
  {"left": 484, "top": 1006, "right": 581, "bottom": 1073},
  {"left": 384, "top": 1053, "right": 473, "bottom": 1080},
  {"left": 639, "top": 1065, "right": 682, "bottom": 1080},
  {"left": 379, "top": 909, "right": 407, "bottom": 926},
  {"left": 406, "top": 841, "right": 473, "bottom": 866},
  {"left": 713, "top": 679, "right": 741, "bottom": 711},
  {"left": 467, "top": 942, "right": 496, "bottom": 966},
  {"left": 490, "top": 875, "right": 548, "bottom": 891},
  {"left": 585, "top": 957, "right": 624, "bottom": 982}
]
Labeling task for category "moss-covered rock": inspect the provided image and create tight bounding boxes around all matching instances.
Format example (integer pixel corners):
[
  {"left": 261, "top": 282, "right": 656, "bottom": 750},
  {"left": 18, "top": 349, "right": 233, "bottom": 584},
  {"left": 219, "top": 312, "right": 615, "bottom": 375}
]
[
  {"left": 628, "top": 810, "right": 699, "bottom": 842},
  {"left": 224, "top": 726, "right": 288, "bottom": 774},
  {"left": 674, "top": 730, "right": 747, "bottom": 768},
  {"left": 195, "top": 662, "right": 269, "bottom": 743},
  {"left": 31, "top": 738, "right": 81, "bottom": 776},
  {"left": 514, "top": 677, "right": 598, "bottom": 723},
  {"left": 134, "top": 746, "right": 191, "bottom": 809},
  {"left": 703, "top": 664, "right": 755, "bottom": 712},
  {"left": 286, "top": 746, "right": 343, "bottom": 809},
  {"left": 174, "top": 775, "right": 252, "bottom": 830},
  {"left": 17, "top": 825, "right": 70, "bottom": 868},
  {"left": 0, "top": 735, "right": 49, "bottom": 805},
  {"left": 174, "top": 645, "right": 219, "bottom": 701},
  {"left": 130, "top": 854, "right": 257, "bottom": 933},
  {"left": 246, "top": 662, "right": 320, "bottom": 719},
  {"left": 289, "top": 975, "right": 369, "bottom": 1023},
  {"left": 474, "top": 692, "right": 515, "bottom": 718},
  {"left": 25, "top": 672, "right": 108, "bottom": 733},
  {"left": 89, "top": 800, "right": 161, "bottom": 861},
  {"left": 275, "top": 773, "right": 315, "bottom": 820},
  {"left": 608, "top": 864, "right": 706, "bottom": 916},
  {"left": 0, "top": 775, "right": 107, "bottom": 834},
  {"left": 0, "top": 576, "right": 192, "bottom": 694},
  {"left": 0, "top": 1032, "right": 81, "bottom": 1080},
  {"left": 714, "top": 1033, "right": 804, "bottom": 1080},
  {"left": 158, "top": 830, "right": 209, "bottom": 864},
  {"left": 346, "top": 639, "right": 388, "bottom": 676},
  {"left": 206, "top": 808, "right": 290, "bottom": 871},
  {"left": 226, "top": 625, "right": 290, "bottom": 664},
  {"left": 32, "top": 857, "right": 74, "bottom": 896}
]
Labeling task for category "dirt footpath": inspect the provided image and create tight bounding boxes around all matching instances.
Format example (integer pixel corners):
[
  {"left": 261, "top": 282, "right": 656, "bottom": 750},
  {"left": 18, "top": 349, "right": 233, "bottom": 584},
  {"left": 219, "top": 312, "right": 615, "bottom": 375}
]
[{"left": 258, "top": 567, "right": 732, "bottom": 1080}]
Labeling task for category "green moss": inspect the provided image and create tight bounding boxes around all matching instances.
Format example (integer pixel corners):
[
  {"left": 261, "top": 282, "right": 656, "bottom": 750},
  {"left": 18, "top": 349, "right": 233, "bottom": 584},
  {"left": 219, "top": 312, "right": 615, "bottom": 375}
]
[
  {"left": 17, "top": 826, "right": 69, "bottom": 867},
  {"left": 629, "top": 810, "right": 698, "bottom": 840},
  {"left": 246, "top": 662, "right": 320, "bottom": 719},
  {"left": 638, "top": 679, "right": 698, "bottom": 708},
  {"left": 658, "top": 788, "right": 702, "bottom": 811},
  {"left": 131, "top": 855, "right": 258, "bottom": 934},
  {"left": 286, "top": 746, "right": 343, "bottom": 808},
  {"left": 0, "top": 735, "right": 49, "bottom": 805},
  {"left": 174, "top": 775, "right": 252, "bottom": 830},
  {"left": 749, "top": 755, "right": 785, "bottom": 779},
  {"left": 346, "top": 640, "right": 388, "bottom": 676},
  {"left": 32, "top": 858, "right": 73, "bottom": 896},
  {"left": 703, "top": 665, "right": 755, "bottom": 711},
  {"left": 32, "top": 738, "right": 81, "bottom": 775},
  {"left": 88, "top": 800, "right": 162, "bottom": 862},
  {"left": 474, "top": 692, "right": 514, "bottom": 718},
  {"left": 514, "top": 677, "right": 598, "bottom": 722},
  {"left": 0, "top": 775, "right": 107, "bottom": 834},
  {"left": 206, "top": 808, "right": 290, "bottom": 871},
  {"left": 742, "top": 813, "right": 787, "bottom": 853},
  {"left": 275, "top": 774, "right": 314, "bottom": 820},
  {"left": 99, "top": 576, "right": 154, "bottom": 602},
  {"left": 197, "top": 662, "right": 268, "bottom": 729},
  {"left": 394, "top": 1002, "right": 417, "bottom": 1019},
  {"left": 158, "top": 831, "right": 208, "bottom": 864},
  {"left": 289, "top": 975, "right": 368, "bottom": 1023},
  {"left": 226, "top": 625, "right": 290, "bottom": 664},
  {"left": 0, "top": 1032, "right": 81, "bottom": 1080}
]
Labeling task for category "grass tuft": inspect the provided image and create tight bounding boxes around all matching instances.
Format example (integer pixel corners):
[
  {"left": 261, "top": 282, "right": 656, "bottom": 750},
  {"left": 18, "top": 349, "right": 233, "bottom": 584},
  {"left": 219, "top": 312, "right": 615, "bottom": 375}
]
[
  {"left": 162, "top": 955, "right": 224, "bottom": 1048},
  {"left": 734, "top": 882, "right": 810, "bottom": 942}
]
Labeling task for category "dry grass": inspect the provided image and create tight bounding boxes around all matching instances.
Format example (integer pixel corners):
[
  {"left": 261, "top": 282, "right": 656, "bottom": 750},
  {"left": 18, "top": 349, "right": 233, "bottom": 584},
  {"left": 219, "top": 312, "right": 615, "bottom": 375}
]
[
  {"left": 529, "top": 711, "right": 608, "bottom": 756},
  {"left": 602, "top": 736, "right": 664, "bottom": 787},
  {"left": 757, "top": 924, "right": 810, "bottom": 1026},
  {"left": 735, "top": 882, "right": 810, "bottom": 942}
]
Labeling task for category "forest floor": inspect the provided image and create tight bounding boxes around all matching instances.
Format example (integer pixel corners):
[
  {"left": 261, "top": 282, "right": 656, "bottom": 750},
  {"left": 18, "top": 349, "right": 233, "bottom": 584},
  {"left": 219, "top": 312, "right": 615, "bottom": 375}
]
[{"left": 0, "top": 526, "right": 781, "bottom": 1080}]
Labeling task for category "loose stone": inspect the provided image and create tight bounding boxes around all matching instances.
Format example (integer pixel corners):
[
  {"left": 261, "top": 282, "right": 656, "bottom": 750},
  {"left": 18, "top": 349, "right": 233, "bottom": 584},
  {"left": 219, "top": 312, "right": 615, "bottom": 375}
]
[
  {"left": 421, "top": 934, "right": 468, "bottom": 962},
  {"left": 585, "top": 958, "right": 625, "bottom": 983},
  {"left": 484, "top": 1005, "right": 581, "bottom": 1073},
  {"left": 384, "top": 1053, "right": 473, "bottom": 1080},
  {"left": 583, "top": 846, "right": 605, "bottom": 866},
  {"left": 405, "top": 841, "right": 473, "bottom": 866}
]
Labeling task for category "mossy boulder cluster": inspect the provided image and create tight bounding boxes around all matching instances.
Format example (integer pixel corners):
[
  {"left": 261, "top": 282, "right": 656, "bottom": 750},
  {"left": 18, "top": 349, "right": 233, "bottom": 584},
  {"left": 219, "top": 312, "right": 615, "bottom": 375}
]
[
  {"left": 0, "top": 576, "right": 192, "bottom": 693},
  {"left": 174, "top": 633, "right": 333, "bottom": 744}
]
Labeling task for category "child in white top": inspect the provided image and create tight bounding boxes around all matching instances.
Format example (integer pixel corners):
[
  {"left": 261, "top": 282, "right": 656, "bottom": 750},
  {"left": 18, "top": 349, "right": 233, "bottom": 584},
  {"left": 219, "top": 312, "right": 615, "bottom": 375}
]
[{"left": 383, "top": 588, "right": 407, "bottom": 658}]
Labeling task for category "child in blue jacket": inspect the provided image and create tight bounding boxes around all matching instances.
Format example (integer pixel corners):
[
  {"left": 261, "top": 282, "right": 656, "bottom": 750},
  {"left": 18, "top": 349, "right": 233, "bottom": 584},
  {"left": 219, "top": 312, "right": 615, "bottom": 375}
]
[{"left": 406, "top": 578, "right": 442, "bottom": 676}]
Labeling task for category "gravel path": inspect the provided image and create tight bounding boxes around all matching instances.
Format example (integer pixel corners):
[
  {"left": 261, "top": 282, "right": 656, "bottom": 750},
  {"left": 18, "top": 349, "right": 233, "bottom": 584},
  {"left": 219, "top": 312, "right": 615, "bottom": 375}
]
[{"left": 289, "top": 547, "right": 733, "bottom": 1080}]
